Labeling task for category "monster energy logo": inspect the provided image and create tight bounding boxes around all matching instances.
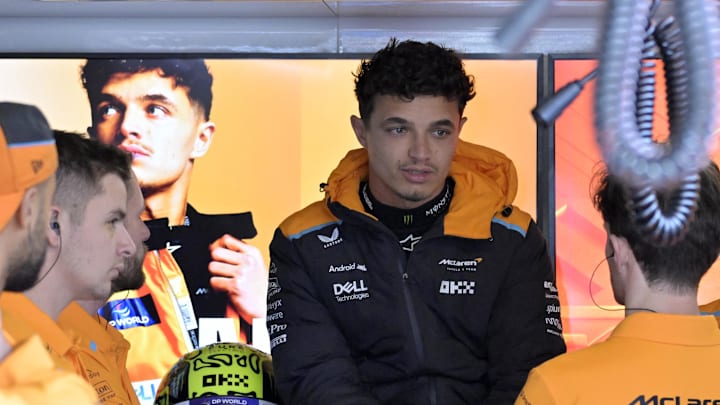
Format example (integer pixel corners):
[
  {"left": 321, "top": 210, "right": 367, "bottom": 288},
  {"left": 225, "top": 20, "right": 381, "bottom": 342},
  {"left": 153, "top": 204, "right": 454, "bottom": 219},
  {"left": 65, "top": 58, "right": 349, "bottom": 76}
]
[{"left": 403, "top": 214, "right": 413, "bottom": 226}]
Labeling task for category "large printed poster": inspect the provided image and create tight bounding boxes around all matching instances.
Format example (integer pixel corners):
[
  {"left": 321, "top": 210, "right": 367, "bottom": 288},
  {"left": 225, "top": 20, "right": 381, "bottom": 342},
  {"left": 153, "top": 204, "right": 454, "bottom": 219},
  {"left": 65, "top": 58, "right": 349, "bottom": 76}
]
[
  {"left": 554, "top": 58, "right": 720, "bottom": 351},
  {"left": 0, "top": 57, "right": 539, "bottom": 403}
]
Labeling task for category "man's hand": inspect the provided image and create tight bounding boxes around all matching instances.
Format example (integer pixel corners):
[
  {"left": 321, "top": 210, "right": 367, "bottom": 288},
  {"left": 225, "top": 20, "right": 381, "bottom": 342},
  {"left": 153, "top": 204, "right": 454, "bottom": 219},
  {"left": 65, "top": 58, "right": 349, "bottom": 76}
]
[{"left": 208, "top": 234, "right": 268, "bottom": 323}]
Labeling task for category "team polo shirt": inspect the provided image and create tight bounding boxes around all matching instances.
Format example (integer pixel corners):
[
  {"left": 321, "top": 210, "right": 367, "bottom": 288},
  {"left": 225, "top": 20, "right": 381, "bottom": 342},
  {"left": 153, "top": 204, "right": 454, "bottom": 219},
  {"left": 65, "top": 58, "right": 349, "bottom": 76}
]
[
  {"left": 1, "top": 293, "right": 132, "bottom": 404},
  {"left": 0, "top": 334, "right": 98, "bottom": 404},
  {"left": 58, "top": 302, "right": 139, "bottom": 405},
  {"left": 1, "top": 293, "right": 75, "bottom": 370},
  {"left": 516, "top": 312, "right": 720, "bottom": 404}
]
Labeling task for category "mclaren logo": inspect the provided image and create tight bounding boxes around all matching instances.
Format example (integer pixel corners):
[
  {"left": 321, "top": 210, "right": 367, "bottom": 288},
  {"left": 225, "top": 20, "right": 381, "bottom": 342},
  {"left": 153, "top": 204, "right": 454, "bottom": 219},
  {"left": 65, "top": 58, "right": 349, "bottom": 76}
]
[
  {"left": 629, "top": 395, "right": 720, "bottom": 405},
  {"left": 438, "top": 257, "right": 481, "bottom": 272},
  {"left": 318, "top": 227, "right": 343, "bottom": 248}
]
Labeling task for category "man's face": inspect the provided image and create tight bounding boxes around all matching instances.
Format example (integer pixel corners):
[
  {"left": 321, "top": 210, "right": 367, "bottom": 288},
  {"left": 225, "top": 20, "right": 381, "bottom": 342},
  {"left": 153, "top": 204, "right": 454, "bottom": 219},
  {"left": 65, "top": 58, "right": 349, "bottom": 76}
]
[
  {"left": 351, "top": 95, "right": 465, "bottom": 209},
  {"left": 5, "top": 176, "right": 56, "bottom": 292},
  {"left": 90, "top": 69, "right": 213, "bottom": 191},
  {"left": 111, "top": 176, "right": 150, "bottom": 293},
  {"left": 62, "top": 174, "right": 137, "bottom": 301}
]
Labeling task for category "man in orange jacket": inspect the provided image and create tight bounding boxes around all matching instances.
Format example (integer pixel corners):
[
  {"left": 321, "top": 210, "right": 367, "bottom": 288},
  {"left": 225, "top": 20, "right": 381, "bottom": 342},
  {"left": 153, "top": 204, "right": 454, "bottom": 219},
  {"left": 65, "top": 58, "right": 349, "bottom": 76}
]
[
  {"left": 516, "top": 163, "right": 720, "bottom": 404},
  {"left": 0, "top": 103, "right": 98, "bottom": 404},
  {"left": 56, "top": 131, "right": 151, "bottom": 405},
  {"left": 1, "top": 130, "right": 144, "bottom": 404}
]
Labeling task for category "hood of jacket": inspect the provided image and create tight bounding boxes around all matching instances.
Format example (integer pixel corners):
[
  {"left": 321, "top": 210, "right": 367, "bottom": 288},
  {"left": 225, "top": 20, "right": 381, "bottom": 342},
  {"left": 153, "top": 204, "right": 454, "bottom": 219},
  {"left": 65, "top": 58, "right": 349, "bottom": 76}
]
[{"left": 323, "top": 139, "right": 523, "bottom": 239}]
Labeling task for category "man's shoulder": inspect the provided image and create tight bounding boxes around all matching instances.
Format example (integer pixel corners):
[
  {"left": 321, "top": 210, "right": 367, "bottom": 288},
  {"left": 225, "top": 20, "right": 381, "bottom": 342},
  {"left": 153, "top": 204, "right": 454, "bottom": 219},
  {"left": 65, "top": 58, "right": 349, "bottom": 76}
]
[
  {"left": 491, "top": 205, "right": 533, "bottom": 237},
  {"left": 1, "top": 293, "right": 52, "bottom": 342},
  {"left": 0, "top": 336, "right": 98, "bottom": 404},
  {"left": 278, "top": 199, "right": 339, "bottom": 240}
]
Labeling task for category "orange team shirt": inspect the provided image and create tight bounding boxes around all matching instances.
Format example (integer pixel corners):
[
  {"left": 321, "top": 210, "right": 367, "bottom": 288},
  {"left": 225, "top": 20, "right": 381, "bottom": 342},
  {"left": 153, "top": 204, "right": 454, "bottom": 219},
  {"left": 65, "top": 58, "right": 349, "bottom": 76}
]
[
  {"left": 0, "top": 334, "right": 98, "bottom": 404},
  {"left": 515, "top": 312, "right": 720, "bottom": 405},
  {"left": 1, "top": 293, "right": 130, "bottom": 404},
  {"left": 58, "top": 301, "right": 140, "bottom": 405}
]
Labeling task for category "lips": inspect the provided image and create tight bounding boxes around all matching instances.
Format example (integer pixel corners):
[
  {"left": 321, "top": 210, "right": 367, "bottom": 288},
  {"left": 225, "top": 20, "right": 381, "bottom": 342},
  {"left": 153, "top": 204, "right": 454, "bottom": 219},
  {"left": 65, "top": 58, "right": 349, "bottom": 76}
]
[
  {"left": 119, "top": 143, "right": 150, "bottom": 158},
  {"left": 402, "top": 167, "right": 435, "bottom": 183}
]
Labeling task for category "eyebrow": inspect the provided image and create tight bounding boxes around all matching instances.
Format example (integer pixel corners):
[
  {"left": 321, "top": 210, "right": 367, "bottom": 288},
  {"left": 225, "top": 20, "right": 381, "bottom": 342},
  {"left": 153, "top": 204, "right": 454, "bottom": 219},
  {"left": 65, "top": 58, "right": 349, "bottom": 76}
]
[
  {"left": 144, "top": 93, "right": 176, "bottom": 107},
  {"left": 108, "top": 208, "right": 127, "bottom": 221},
  {"left": 382, "top": 117, "right": 456, "bottom": 128}
]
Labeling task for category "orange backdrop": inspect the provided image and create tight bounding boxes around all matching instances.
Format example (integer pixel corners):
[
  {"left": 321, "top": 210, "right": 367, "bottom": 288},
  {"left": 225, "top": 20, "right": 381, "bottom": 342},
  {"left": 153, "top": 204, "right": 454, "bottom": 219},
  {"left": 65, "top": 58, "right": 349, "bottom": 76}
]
[
  {"left": 0, "top": 57, "right": 539, "bottom": 273},
  {"left": 554, "top": 58, "right": 720, "bottom": 351}
]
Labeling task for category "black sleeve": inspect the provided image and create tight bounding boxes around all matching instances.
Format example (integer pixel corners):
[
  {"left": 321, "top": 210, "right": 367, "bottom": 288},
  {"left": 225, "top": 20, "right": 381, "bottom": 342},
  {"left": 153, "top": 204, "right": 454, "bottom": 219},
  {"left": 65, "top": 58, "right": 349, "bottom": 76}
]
[
  {"left": 267, "top": 228, "right": 381, "bottom": 405},
  {"left": 484, "top": 220, "right": 566, "bottom": 403}
]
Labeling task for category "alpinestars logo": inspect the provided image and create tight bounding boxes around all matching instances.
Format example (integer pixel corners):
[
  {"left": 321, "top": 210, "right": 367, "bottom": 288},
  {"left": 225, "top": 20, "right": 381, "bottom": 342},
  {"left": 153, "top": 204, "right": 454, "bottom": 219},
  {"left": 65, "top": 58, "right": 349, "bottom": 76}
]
[
  {"left": 439, "top": 280, "right": 476, "bottom": 295},
  {"left": 318, "top": 227, "right": 343, "bottom": 248}
]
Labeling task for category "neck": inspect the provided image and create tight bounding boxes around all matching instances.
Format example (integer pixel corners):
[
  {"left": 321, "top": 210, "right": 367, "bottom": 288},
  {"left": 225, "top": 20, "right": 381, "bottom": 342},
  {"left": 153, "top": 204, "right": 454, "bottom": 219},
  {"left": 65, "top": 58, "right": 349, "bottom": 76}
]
[
  {"left": 0, "top": 271, "right": 10, "bottom": 359},
  {"left": 624, "top": 285, "right": 700, "bottom": 316},
  {"left": 141, "top": 169, "right": 193, "bottom": 226},
  {"left": 24, "top": 261, "right": 74, "bottom": 320},
  {"left": 74, "top": 299, "right": 104, "bottom": 315}
]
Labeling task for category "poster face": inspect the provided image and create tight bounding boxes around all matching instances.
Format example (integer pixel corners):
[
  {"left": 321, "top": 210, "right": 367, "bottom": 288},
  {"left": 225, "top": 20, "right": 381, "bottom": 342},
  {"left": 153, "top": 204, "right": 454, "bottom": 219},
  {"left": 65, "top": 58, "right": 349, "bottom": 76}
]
[
  {"left": 0, "top": 56, "right": 539, "bottom": 403},
  {"left": 553, "top": 58, "right": 720, "bottom": 351}
]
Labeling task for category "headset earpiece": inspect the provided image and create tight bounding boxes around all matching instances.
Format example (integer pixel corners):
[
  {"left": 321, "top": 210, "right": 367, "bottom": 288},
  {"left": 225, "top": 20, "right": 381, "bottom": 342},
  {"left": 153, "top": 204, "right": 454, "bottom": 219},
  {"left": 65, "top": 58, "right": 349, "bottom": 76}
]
[{"left": 50, "top": 221, "right": 60, "bottom": 235}]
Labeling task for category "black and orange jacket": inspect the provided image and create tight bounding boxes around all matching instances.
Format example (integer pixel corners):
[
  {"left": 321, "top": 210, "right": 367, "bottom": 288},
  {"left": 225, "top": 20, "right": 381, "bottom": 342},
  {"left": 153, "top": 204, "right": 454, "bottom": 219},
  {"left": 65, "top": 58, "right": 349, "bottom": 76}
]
[{"left": 267, "top": 140, "right": 566, "bottom": 405}]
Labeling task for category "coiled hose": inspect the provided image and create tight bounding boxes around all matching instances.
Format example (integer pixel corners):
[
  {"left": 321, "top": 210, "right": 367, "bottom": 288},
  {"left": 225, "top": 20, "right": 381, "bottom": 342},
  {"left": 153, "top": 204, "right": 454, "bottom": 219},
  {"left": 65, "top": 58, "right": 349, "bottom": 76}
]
[{"left": 594, "top": 0, "right": 718, "bottom": 245}]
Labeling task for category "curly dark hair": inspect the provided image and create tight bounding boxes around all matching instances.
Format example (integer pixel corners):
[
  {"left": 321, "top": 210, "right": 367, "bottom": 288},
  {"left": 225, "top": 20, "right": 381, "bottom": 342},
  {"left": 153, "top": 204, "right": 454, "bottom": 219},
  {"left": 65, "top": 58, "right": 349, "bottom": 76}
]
[
  {"left": 354, "top": 38, "right": 476, "bottom": 122},
  {"left": 593, "top": 162, "right": 720, "bottom": 291},
  {"left": 81, "top": 58, "right": 213, "bottom": 121}
]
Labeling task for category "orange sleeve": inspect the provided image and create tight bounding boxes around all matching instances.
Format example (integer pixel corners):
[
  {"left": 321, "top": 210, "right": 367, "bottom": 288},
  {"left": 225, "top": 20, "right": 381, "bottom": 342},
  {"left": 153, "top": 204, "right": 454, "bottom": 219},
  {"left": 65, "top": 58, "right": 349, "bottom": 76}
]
[
  {"left": 514, "top": 369, "right": 558, "bottom": 405},
  {"left": 0, "top": 336, "right": 98, "bottom": 404}
]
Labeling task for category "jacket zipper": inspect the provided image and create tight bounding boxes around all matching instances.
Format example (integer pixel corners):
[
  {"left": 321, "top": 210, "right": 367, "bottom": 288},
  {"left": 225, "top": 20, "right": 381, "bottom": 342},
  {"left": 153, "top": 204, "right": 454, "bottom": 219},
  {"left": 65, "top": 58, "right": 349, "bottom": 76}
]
[{"left": 399, "top": 259, "right": 437, "bottom": 405}]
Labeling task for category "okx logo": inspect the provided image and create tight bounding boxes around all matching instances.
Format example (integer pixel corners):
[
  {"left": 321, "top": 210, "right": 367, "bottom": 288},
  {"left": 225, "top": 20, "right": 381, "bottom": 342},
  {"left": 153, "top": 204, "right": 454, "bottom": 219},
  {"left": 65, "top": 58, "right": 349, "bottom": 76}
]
[{"left": 439, "top": 280, "right": 476, "bottom": 295}]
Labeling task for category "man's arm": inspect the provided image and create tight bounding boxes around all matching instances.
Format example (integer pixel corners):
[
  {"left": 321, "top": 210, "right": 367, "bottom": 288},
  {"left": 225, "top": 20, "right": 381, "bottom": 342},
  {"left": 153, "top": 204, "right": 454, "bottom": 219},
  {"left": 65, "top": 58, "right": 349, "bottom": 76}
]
[
  {"left": 267, "top": 228, "right": 380, "bottom": 405},
  {"left": 485, "top": 220, "right": 566, "bottom": 403}
]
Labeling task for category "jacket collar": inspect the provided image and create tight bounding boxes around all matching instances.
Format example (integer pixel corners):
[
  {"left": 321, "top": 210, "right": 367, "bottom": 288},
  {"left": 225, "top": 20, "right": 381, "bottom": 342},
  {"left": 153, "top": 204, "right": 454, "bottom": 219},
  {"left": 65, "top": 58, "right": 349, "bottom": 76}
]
[{"left": 323, "top": 140, "right": 519, "bottom": 239}]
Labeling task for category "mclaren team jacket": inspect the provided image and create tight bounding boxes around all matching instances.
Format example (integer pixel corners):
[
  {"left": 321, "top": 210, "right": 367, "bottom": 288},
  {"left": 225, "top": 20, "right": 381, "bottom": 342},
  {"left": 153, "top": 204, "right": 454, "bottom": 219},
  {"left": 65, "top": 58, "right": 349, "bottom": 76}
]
[{"left": 267, "top": 140, "right": 567, "bottom": 404}]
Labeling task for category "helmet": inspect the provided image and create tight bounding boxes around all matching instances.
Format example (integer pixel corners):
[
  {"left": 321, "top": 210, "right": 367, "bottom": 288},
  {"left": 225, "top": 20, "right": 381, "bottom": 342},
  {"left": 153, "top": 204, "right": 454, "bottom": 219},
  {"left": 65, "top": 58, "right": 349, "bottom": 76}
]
[{"left": 154, "top": 342, "right": 281, "bottom": 405}]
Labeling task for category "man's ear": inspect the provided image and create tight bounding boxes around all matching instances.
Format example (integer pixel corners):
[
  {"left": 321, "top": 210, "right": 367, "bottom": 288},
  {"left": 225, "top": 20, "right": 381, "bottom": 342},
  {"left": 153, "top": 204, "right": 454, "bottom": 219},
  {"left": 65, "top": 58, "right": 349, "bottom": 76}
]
[
  {"left": 44, "top": 206, "right": 63, "bottom": 247},
  {"left": 190, "top": 121, "right": 216, "bottom": 159},
  {"left": 15, "top": 187, "right": 42, "bottom": 229},
  {"left": 350, "top": 115, "right": 367, "bottom": 148},
  {"left": 608, "top": 234, "right": 635, "bottom": 271}
]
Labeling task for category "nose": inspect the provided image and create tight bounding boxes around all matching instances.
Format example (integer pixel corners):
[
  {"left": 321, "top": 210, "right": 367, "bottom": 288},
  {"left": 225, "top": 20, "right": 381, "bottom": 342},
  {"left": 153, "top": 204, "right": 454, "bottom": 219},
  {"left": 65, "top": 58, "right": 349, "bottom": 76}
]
[
  {"left": 139, "top": 221, "right": 150, "bottom": 243},
  {"left": 409, "top": 133, "right": 431, "bottom": 162},
  {"left": 117, "top": 224, "right": 138, "bottom": 258},
  {"left": 119, "top": 105, "right": 145, "bottom": 141}
]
